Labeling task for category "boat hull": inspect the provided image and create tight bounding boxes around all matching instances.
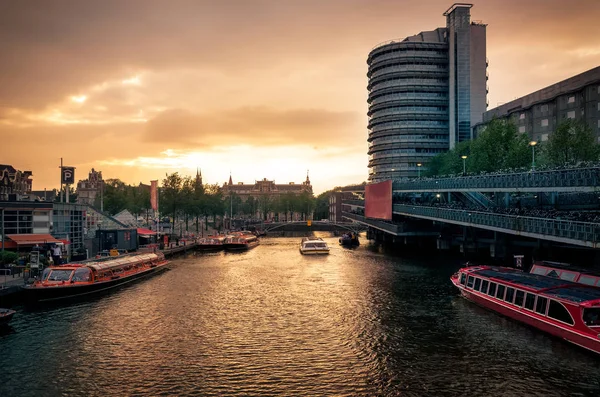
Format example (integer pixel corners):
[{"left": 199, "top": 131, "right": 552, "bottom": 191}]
[
  {"left": 224, "top": 240, "right": 259, "bottom": 251},
  {"left": 0, "top": 309, "right": 15, "bottom": 326},
  {"left": 22, "top": 263, "right": 169, "bottom": 303},
  {"left": 299, "top": 249, "right": 329, "bottom": 255},
  {"left": 454, "top": 281, "right": 600, "bottom": 355},
  {"left": 196, "top": 244, "right": 224, "bottom": 251},
  {"left": 339, "top": 238, "right": 359, "bottom": 246}
]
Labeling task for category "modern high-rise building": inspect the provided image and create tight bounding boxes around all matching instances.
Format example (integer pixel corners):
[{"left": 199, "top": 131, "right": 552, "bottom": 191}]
[{"left": 367, "top": 3, "right": 487, "bottom": 182}]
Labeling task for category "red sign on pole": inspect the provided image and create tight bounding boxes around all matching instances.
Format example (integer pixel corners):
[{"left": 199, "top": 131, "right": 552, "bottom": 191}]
[{"left": 150, "top": 180, "right": 158, "bottom": 211}]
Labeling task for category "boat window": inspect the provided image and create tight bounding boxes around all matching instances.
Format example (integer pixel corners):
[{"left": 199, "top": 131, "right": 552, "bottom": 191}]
[
  {"left": 488, "top": 282, "right": 497, "bottom": 297},
  {"left": 41, "top": 268, "right": 51, "bottom": 281},
  {"left": 514, "top": 290, "right": 525, "bottom": 307},
  {"left": 505, "top": 287, "right": 515, "bottom": 304},
  {"left": 71, "top": 268, "right": 92, "bottom": 282},
  {"left": 47, "top": 269, "right": 73, "bottom": 281},
  {"left": 466, "top": 276, "right": 474, "bottom": 288},
  {"left": 481, "top": 280, "right": 489, "bottom": 294},
  {"left": 524, "top": 293, "right": 536, "bottom": 310},
  {"left": 547, "top": 300, "right": 574, "bottom": 325},
  {"left": 535, "top": 296, "right": 548, "bottom": 315},
  {"left": 460, "top": 273, "right": 466, "bottom": 285},
  {"left": 531, "top": 267, "right": 547, "bottom": 276},
  {"left": 495, "top": 284, "right": 506, "bottom": 300},
  {"left": 578, "top": 275, "right": 598, "bottom": 286},
  {"left": 583, "top": 308, "right": 600, "bottom": 326},
  {"left": 474, "top": 278, "right": 482, "bottom": 291},
  {"left": 560, "top": 271, "right": 578, "bottom": 282}
]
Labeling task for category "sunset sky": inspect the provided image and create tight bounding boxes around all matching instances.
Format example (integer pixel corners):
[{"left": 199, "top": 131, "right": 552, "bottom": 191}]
[{"left": 2, "top": 0, "right": 600, "bottom": 194}]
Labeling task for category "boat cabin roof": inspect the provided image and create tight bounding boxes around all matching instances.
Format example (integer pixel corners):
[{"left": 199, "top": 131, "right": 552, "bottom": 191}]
[
  {"left": 85, "top": 253, "right": 159, "bottom": 272},
  {"left": 468, "top": 266, "right": 600, "bottom": 304}
]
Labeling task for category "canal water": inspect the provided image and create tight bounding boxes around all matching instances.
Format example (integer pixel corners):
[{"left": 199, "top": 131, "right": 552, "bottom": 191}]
[{"left": 1, "top": 235, "right": 599, "bottom": 396}]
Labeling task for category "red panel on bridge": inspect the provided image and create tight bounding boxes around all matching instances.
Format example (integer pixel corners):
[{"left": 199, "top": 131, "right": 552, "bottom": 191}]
[{"left": 365, "top": 180, "right": 392, "bottom": 220}]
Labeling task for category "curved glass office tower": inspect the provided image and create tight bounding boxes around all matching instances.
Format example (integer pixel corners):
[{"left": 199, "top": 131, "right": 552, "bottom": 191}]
[{"left": 367, "top": 3, "right": 487, "bottom": 182}]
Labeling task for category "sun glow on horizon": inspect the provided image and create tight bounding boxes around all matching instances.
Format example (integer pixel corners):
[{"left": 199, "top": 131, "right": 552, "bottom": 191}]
[{"left": 70, "top": 95, "right": 87, "bottom": 103}]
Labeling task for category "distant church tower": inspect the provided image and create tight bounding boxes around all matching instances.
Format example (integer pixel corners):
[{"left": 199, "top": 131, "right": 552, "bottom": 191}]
[{"left": 194, "top": 168, "right": 203, "bottom": 192}]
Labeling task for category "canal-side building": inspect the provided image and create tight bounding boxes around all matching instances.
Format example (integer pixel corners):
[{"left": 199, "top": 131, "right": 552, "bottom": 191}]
[
  {"left": 52, "top": 202, "right": 87, "bottom": 259},
  {"left": 473, "top": 66, "right": 600, "bottom": 144},
  {"left": 222, "top": 174, "right": 313, "bottom": 220},
  {"left": 367, "top": 3, "right": 487, "bottom": 182},
  {"left": 76, "top": 168, "right": 104, "bottom": 207},
  {"left": 0, "top": 164, "right": 33, "bottom": 200}
]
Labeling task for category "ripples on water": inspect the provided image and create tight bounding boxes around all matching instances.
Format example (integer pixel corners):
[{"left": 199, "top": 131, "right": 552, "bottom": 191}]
[{"left": 1, "top": 235, "right": 599, "bottom": 396}]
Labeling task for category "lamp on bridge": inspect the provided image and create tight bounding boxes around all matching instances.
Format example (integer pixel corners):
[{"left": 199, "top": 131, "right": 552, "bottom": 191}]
[
  {"left": 529, "top": 141, "right": 537, "bottom": 171},
  {"left": 417, "top": 163, "right": 422, "bottom": 178},
  {"left": 461, "top": 155, "right": 468, "bottom": 175}
]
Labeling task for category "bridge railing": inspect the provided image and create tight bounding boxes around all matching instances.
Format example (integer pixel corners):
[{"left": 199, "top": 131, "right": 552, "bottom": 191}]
[
  {"left": 392, "top": 204, "right": 600, "bottom": 247},
  {"left": 342, "top": 213, "right": 403, "bottom": 234},
  {"left": 391, "top": 167, "right": 600, "bottom": 192},
  {"left": 344, "top": 199, "right": 366, "bottom": 207}
]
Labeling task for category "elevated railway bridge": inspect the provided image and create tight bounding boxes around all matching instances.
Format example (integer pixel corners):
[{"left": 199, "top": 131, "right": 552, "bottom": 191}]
[{"left": 341, "top": 167, "right": 600, "bottom": 262}]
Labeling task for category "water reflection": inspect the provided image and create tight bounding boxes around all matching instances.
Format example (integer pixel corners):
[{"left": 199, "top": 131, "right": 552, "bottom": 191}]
[{"left": 0, "top": 236, "right": 599, "bottom": 396}]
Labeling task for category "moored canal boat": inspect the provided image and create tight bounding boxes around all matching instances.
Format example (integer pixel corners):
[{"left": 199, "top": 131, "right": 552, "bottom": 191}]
[
  {"left": 224, "top": 232, "right": 259, "bottom": 251},
  {"left": 451, "top": 265, "right": 600, "bottom": 354},
  {"left": 22, "top": 252, "right": 169, "bottom": 303},
  {"left": 196, "top": 236, "right": 226, "bottom": 251},
  {"left": 339, "top": 232, "right": 359, "bottom": 247},
  {"left": 299, "top": 237, "right": 330, "bottom": 255},
  {"left": 0, "top": 308, "right": 16, "bottom": 326}
]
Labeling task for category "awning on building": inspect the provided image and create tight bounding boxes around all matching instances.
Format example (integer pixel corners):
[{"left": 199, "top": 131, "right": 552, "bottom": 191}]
[
  {"left": 136, "top": 228, "right": 157, "bottom": 238},
  {"left": 6, "top": 234, "right": 62, "bottom": 246}
]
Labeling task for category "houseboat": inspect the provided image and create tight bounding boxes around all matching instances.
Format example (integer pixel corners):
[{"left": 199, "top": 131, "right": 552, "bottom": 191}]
[
  {"left": 196, "top": 235, "right": 226, "bottom": 251},
  {"left": 0, "top": 308, "right": 16, "bottom": 326},
  {"left": 22, "top": 252, "right": 169, "bottom": 303},
  {"left": 299, "top": 237, "right": 330, "bottom": 255},
  {"left": 530, "top": 261, "right": 600, "bottom": 287},
  {"left": 224, "top": 231, "right": 260, "bottom": 251},
  {"left": 451, "top": 265, "right": 600, "bottom": 354}
]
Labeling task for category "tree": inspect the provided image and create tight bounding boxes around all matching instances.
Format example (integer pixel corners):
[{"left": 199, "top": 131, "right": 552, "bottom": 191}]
[
  {"left": 544, "top": 119, "right": 599, "bottom": 165},
  {"left": 102, "top": 179, "right": 130, "bottom": 215},
  {"left": 161, "top": 173, "right": 183, "bottom": 232}
]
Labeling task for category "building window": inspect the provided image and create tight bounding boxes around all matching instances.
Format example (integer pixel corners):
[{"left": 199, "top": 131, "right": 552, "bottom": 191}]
[
  {"left": 519, "top": 126, "right": 526, "bottom": 133},
  {"left": 540, "top": 104, "right": 548, "bottom": 112},
  {"left": 598, "top": 102, "right": 600, "bottom": 112},
  {"left": 541, "top": 119, "right": 548, "bottom": 127},
  {"left": 568, "top": 96, "right": 575, "bottom": 104},
  {"left": 519, "top": 113, "right": 525, "bottom": 120},
  {"left": 542, "top": 133, "right": 549, "bottom": 141},
  {"left": 567, "top": 110, "right": 575, "bottom": 119}
]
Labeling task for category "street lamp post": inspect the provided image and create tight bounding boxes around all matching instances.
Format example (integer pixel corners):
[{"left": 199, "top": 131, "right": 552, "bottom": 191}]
[
  {"left": 529, "top": 141, "right": 537, "bottom": 171},
  {"left": 417, "top": 163, "right": 422, "bottom": 178},
  {"left": 461, "top": 155, "right": 468, "bottom": 175}
]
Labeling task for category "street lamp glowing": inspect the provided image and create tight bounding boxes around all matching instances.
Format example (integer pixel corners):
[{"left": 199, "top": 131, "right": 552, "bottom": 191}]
[
  {"left": 529, "top": 141, "right": 537, "bottom": 171},
  {"left": 417, "top": 163, "right": 422, "bottom": 178},
  {"left": 461, "top": 155, "right": 468, "bottom": 175}
]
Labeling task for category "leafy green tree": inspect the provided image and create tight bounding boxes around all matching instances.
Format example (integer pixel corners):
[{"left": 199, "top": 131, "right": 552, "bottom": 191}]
[
  {"left": 161, "top": 173, "right": 183, "bottom": 232},
  {"left": 544, "top": 119, "right": 599, "bottom": 165},
  {"left": 102, "top": 179, "right": 131, "bottom": 215}
]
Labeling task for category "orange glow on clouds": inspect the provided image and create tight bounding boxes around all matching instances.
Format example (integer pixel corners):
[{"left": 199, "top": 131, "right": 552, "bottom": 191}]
[{"left": 1, "top": 0, "right": 600, "bottom": 194}]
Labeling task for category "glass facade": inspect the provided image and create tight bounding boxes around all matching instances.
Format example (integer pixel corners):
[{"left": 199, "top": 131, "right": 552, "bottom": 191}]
[
  {"left": 52, "top": 203, "right": 86, "bottom": 255},
  {"left": 367, "top": 4, "right": 487, "bottom": 182},
  {"left": 367, "top": 31, "right": 449, "bottom": 181}
]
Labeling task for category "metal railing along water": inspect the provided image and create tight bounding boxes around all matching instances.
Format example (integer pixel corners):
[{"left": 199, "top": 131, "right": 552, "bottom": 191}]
[{"left": 393, "top": 204, "right": 600, "bottom": 248}]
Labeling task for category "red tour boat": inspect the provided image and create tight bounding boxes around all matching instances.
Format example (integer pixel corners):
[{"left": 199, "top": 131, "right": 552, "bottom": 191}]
[
  {"left": 451, "top": 265, "right": 600, "bottom": 354},
  {"left": 224, "top": 231, "right": 260, "bottom": 251},
  {"left": 22, "top": 252, "right": 169, "bottom": 303}
]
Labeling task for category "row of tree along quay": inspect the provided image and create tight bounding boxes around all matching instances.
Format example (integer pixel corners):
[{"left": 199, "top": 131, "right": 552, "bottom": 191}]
[
  {"left": 426, "top": 118, "right": 600, "bottom": 177},
  {"left": 98, "top": 173, "right": 319, "bottom": 234}
]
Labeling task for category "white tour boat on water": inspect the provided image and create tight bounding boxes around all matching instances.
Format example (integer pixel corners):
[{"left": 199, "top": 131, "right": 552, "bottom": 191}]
[{"left": 299, "top": 237, "right": 330, "bottom": 255}]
